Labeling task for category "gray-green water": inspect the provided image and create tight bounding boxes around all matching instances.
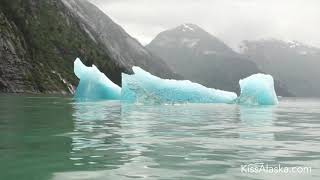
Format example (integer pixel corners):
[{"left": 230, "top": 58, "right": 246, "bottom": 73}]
[{"left": 0, "top": 95, "right": 320, "bottom": 180}]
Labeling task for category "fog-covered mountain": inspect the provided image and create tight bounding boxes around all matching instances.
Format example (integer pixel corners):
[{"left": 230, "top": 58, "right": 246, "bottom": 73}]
[
  {"left": 61, "top": 0, "right": 178, "bottom": 79},
  {"left": 241, "top": 39, "right": 320, "bottom": 97},
  {"left": 147, "top": 24, "right": 290, "bottom": 96},
  {"left": 0, "top": 0, "right": 177, "bottom": 94}
]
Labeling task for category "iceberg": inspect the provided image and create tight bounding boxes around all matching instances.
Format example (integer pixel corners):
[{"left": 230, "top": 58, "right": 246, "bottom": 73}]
[
  {"left": 237, "top": 74, "right": 278, "bottom": 105},
  {"left": 73, "top": 59, "right": 278, "bottom": 105},
  {"left": 121, "top": 66, "right": 237, "bottom": 104},
  {"left": 74, "top": 58, "right": 121, "bottom": 101}
]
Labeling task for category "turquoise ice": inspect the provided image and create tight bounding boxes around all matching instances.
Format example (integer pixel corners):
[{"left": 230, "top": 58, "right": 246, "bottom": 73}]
[
  {"left": 237, "top": 74, "right": 278, "bottom": 105},
  {"left": 121, "top": 66, "right": 237, "bottom": 104},
  {"left": 74, "top": 58, "right": 121, "bottom": 101},
  {"left": 74, "top": 59, "right": 278, "bottom": 105}
]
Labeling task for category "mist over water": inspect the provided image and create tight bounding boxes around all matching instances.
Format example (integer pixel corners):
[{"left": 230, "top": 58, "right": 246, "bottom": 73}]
[{"left": 0, "top": 95, "right": 320, "bottom": 179}]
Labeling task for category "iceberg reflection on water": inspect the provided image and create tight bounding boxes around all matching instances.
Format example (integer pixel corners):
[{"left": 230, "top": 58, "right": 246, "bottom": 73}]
[{"left": 239, "top": 106, "right": 275, "bottom": 140}]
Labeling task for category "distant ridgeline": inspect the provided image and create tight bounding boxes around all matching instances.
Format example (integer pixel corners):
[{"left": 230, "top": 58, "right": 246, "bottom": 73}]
[
  {"left": 0, "top": 0, "right": 177, "bottom": 94},
  {"left": 147, "top": 24, "right": 320, "bottom": 97},
  {"left": 146, "top": 24, "right": 292, "bottom": 97},
  {"left": 241, "top": 40, "right": 320, "bottom": 97}
]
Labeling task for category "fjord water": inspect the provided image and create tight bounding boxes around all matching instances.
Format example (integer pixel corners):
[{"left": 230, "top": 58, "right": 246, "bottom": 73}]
[{"left": 0, "top": 95, "right": 320, "bottom": 180}]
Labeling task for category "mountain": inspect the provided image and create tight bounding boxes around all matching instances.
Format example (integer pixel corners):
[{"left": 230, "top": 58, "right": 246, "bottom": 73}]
[
  {"left": 240, "top": 39, "right": 320, "bottom": 97},
  {"left": 61, "top": 0, "right": 178, "bottom": 79},
  {"left": 0, "top": 0, "right": 177, "bottom": 94},
  {"left": 146, "top": 24, "right": 290, "bottom": 96}
]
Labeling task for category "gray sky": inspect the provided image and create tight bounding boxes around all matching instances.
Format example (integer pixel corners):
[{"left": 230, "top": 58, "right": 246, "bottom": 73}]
[{"left": 89, "top": 0, "right": 320, "bottom": 50}]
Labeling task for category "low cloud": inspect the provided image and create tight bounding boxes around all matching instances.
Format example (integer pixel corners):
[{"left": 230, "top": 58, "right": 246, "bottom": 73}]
[{"left": 89, "top": 0, "right": 320, "bottom": 50}]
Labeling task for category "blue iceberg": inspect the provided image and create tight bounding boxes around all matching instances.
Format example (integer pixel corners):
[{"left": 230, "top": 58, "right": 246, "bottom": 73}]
[
  {"left": 121, "top": 66, "right": 237, "bottom": 104},
  {"left": 73, "top": 59, "right": 278, "bottom": 105},
  {"left": 237, "top": 74, "right": 278, "bottom": 105},
  {"left": 74, "top": 58, "right": 121, "bottom": 101}
]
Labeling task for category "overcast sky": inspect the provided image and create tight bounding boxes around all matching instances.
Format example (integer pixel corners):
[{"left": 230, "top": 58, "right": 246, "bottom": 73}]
[{"left": 89, "top": 0, "right": 320, "bottom": 50}]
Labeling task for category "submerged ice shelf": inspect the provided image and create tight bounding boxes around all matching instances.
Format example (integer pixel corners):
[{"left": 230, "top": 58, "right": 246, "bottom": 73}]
[{"left": 74, "top": 58, "right": 278, "bottom": 105}]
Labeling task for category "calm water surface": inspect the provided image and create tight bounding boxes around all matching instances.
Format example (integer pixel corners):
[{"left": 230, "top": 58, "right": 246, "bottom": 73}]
[{"left": 0, "top": 95, "right": 320, "bottom": 180}]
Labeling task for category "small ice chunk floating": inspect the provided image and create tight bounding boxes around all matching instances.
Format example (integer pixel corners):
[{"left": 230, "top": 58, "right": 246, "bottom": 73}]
[
  {"left": 73, "top": 58, "right": 121, "bottom": 101},
  {"left": 236, "top": 74, "right": 279, "bottom": 105},
  {"left": 74, "top": 58, "right": 278, "bottom": 105}
]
